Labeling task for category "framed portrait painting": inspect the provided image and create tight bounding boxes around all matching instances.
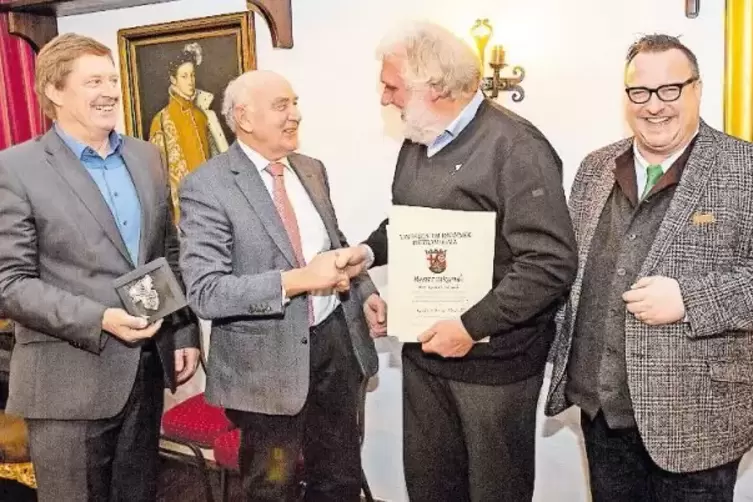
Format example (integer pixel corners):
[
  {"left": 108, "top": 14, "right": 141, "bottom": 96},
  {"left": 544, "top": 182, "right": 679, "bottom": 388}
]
[{"left": 118, "top": 12, "right": 256, "bottom": 220}]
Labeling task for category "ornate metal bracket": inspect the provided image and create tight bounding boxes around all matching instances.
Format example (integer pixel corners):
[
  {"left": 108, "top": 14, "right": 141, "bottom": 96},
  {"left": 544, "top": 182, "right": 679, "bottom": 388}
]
[{"left": 482, "top": 64, "right": 525, "bottom": 102}]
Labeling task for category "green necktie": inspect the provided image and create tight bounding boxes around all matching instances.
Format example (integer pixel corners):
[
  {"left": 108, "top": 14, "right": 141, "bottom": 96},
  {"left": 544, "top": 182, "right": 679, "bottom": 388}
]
[{"left": 640, "top": 164, "right": 664, "bottom": 200}]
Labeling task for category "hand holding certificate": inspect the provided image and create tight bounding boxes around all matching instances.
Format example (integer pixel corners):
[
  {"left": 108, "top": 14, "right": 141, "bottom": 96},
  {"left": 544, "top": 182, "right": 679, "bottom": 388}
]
[{"left": 387, "top": 205, "right": 496, "bottom": 344}]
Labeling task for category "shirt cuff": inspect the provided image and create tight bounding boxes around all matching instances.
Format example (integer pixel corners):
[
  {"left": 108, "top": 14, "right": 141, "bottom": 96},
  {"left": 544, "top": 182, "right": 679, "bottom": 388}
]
[
  {"left": 280, "top": 272, "right": 290, "bottom": 306},
  {"left": 360, "top": 244, "right": 375, "bottom": 269}
]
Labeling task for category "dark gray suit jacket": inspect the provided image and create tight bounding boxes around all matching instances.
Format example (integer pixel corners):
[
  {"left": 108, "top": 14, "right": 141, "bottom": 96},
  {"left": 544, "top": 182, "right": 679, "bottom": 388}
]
[
  {"left": 178, "top": 143, "right": 378, "bottom": 416},
  {"left": 0, "top": 129, "right": 199, "bottom": 420}
]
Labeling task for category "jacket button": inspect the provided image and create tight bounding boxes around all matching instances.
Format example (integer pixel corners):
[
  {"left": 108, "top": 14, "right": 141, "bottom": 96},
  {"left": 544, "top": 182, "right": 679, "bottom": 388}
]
[
  {"left": 301, "top": 338, "right": 308, "bottom": 345},
  {"left": 616, "top": 268, "right": 626, "bottom": 276}
]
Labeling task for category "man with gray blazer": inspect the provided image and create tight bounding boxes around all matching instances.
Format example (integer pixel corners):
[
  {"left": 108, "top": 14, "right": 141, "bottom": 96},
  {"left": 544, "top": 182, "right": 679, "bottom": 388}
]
[
  {"left": 179, "top": 70, "right": 381, "bottom": 502},
  {"left": 0, "top": 34, "right": 200, "bottom": 502},
  {"left": 546, "top": 34, "right": 753, "bottom": 501}
]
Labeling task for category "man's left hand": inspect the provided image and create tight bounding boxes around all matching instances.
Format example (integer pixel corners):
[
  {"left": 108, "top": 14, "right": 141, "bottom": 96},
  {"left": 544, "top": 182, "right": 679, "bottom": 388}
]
[
  {"left": 363, "top": 293, "right": 387, "bottom": 337},
  {"left": 418, "top": 320, "right": 474, "bottom": 358},
  {"left": 622, "top": 276, "right": 686, "bottom": 325},
  {"left": 174, "top": 348, "right": 201, "bottom": 385}
]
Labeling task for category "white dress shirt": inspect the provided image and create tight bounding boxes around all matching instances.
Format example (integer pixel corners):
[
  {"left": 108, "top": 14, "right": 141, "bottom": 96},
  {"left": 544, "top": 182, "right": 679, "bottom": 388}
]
[
  {"left": 633, "top": 127, "right": 699, "bottom": 199},
  {"left": 238, "top": 140, "right": 339, "bottom": 325}
]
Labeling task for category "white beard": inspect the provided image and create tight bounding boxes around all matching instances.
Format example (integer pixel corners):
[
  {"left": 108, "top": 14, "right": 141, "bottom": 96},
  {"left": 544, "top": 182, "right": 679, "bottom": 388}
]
[{"left": 401, "top": 96, "right": 445, "bottom": 145}]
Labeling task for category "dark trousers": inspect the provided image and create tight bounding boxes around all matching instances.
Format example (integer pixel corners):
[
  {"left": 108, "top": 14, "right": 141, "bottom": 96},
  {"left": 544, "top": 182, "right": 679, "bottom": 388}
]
[
  {"left": 581, "top": 410, "right": 740, "bottom": 502},
  {"left": 26, "top": 350, "right": 164, "bottom": 502},
  {"left": 402, "top": 355, "right": 543, "bottom": 502},
  {"left": 226, "top": 307, "right": 362, "bottom": 502}
]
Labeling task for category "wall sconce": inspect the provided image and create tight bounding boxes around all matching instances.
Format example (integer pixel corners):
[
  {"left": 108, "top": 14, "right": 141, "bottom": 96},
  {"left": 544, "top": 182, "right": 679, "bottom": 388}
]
[{"left": 470, "top": 18, "right": 525, "bottom": 102}]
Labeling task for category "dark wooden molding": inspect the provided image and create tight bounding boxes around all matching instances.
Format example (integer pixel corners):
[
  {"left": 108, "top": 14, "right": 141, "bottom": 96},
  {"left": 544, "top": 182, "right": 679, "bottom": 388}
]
[
  {"left": 1, "top": 0, "right": 177, "bottom": 52},
  {"left": 7, "top": 10, "right": 57, "bottom": 52},
  {"left": 685, "top": 0, "right": 700, "bottom": 18},
  {"left": 247, "top": 0, "right": 292, "bottom": 48},
  {"left": 0, "top": 0, "right": 175, "bottom": 17}
]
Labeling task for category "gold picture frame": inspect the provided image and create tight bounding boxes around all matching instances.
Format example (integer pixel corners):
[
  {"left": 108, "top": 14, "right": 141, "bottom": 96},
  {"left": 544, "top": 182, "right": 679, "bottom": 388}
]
[
  {"left": 117, "top": 12, "right": 256, "bottom": 220},
  {"left": 118, "top": 12, "right": 256, "bottom": 140},
  {"left": 724, "top": 0, "right": 753, "bottom": 142}
]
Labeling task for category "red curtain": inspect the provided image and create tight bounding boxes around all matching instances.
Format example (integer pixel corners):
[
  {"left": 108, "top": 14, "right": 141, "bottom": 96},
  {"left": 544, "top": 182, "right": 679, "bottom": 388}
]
[{"left": 0, "top": 12, "right": 49, "bottom": 151}]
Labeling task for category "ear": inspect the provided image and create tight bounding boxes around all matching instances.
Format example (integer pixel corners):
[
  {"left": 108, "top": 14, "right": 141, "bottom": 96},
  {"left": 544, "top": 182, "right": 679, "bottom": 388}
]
[
  {"left": 234, "top": 105, "right": 253, "bottom": 133},
  {"left": 44, "top": 83, "right": 63, "bottom": 109},
  {"left": 169, "top": 75, "right": 177, "bottom": 86},
  {"left": 428, "top": 85, "right": 448, "bottom": 102}
]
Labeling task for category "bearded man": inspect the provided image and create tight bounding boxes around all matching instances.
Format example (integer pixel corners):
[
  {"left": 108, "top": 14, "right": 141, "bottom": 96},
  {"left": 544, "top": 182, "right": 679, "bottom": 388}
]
[{"left": 346, "top": 21, "right": 577, "bottom": 502}]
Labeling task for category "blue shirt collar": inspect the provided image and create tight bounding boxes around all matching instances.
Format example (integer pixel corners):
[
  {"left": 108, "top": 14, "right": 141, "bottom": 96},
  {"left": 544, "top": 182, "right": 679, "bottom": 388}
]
[
  {"left": 443, "top": 90, "right": 485, "bottom": 139},
  {"left": 54, "top": 123, "right": 122, "bottom": 160}
]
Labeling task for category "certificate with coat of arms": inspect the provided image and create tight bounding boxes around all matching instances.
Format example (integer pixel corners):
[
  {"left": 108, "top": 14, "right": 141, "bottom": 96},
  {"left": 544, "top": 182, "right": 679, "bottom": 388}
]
[{"left": 386, "top": 205, "right": 496, "bottom": 343}]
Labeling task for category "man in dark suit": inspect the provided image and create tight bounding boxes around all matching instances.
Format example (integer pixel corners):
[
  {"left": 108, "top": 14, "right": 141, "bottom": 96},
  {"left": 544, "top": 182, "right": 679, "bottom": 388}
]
[
  {"left": 178, "top": 69, "right": 380, "bottom": 502},
  {"left": 0, "top": 33, "right": 200, "bottom": 502},
  {"left": 351, "top": 21, "right": 578, "bottom": 502},
  {"left": 546, "top": 34, "right": 753, "bottom": 501}
]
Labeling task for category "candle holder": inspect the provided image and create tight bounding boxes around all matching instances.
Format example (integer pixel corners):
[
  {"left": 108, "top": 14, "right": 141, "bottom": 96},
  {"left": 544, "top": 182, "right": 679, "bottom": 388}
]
[{"left": 470, "top": 20, "right": 526, "bottom": 102}]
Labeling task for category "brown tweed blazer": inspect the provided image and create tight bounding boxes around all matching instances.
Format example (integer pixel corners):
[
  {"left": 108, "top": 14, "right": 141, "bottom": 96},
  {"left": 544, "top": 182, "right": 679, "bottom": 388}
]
[{"left": 545, "top": 120, "right": 753, "bottom": 473}]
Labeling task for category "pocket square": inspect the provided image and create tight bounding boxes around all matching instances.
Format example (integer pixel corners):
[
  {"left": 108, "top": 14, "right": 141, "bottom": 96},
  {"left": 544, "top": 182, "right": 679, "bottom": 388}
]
[{"left": 691, "top": 212, "right": 716, "bottom": 225}]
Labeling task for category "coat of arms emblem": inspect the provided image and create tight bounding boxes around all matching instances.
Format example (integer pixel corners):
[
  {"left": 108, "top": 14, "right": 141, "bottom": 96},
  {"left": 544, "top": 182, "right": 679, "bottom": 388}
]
[{"left": 425, "top": 248, "right": 447, "bottom": 274}]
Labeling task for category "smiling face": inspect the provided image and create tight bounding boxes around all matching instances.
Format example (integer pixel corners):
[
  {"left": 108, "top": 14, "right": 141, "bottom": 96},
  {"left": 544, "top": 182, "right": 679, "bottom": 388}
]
[
  {"left": 46, "top": 53, "right": 120, "bottom": 142},
  {"left": 234, "top": 72, "right": 301, "bottom": 160},
  {"left": 379, "top": 54, "right": 445, "bottom": 145},
  {"left": 624, "top": 49, "right": 702, "bottom": 163}
]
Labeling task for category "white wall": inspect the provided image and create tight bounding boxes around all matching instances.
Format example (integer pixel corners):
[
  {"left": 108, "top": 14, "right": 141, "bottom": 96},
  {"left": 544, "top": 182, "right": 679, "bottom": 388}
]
[{"left": 58, "top": 1, "right": 744, "bottom": 501}]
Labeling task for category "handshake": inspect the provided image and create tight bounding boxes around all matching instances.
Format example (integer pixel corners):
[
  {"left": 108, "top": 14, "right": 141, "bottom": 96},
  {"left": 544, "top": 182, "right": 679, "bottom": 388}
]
[{"left": 282, "top": 245, "right": 370, "bottom": 297}]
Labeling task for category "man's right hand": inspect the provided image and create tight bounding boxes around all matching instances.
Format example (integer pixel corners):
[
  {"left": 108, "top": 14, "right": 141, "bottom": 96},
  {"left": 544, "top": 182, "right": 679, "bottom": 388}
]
[
  {"left": 102, "top": 308, "right": 163, "bottom": 343},
  {"left": 282, "top": 249, "right": 367, "bottom": 297},
  {"left": 304, "top": 250, "right": 354, "bottom": 290}
]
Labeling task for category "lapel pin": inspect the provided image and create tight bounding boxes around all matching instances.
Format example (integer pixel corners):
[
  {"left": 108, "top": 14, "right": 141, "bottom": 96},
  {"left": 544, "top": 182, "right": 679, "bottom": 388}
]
[{"left": 691, "top": 212, "right": 716, "bottom": 225}]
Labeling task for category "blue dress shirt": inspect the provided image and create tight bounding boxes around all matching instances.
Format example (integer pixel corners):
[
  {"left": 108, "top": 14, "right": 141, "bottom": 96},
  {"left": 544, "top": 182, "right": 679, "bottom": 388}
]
[
  {"left": 426, "top": 90, "right": 485, "bottom": 157},
  {"left": 55, "top": 124, "right": 142, "bottom": 265}
]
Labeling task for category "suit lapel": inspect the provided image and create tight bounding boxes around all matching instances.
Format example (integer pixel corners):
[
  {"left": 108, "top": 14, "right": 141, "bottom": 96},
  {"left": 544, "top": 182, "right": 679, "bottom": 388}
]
[
  {"left": 288, "top": 155, "right": 342, "bottom": 249},
  {"left": 228, "top": 143, "right": 298, "bottom": 267},
  {"left": 565, "top": 142, "right": 628, "bottom": 339},
  {"left": 120, "top": 140, "right": 154, "bottom": 266},
  {"left": 639, "top": 123, "right": 718, "bottom": 276},
  {"left": 575, "top": 156, "right": 620, "bottom": 271},
  {"left": 43, "top": 130, "right": 133, "bottom": 266}
]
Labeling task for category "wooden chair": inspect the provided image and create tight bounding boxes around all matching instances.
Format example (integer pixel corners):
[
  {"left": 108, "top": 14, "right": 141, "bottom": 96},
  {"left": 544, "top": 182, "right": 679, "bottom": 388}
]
[{"left": 159, "top": 322, "right": 234, "bottom": 502}]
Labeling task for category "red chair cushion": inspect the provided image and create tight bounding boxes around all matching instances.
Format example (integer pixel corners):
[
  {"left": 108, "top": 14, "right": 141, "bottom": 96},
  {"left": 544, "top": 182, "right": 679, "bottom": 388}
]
[
  {"left": 162, "top": 393, "right": 233, "bottom": 447},
  {"left": 213, "top": 428, "right": 241, "bottom": 469}
]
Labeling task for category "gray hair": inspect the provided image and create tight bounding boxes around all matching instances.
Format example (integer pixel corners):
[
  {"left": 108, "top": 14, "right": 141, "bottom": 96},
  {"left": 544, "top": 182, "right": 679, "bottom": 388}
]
[
  {"left": 222, "top": 72, "right": 252, "bottom": 132},
  {"left": 376, "top": 21, "right": 481, "bottom": 99},
  {"left": 626, "top": 33, "right": 700, "bottom": 80}
]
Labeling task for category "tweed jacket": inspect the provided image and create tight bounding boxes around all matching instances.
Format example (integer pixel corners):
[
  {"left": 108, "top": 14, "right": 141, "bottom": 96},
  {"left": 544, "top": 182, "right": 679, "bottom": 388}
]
[{"left": 546, "top": 120, "right": 753, "bottom": 473}]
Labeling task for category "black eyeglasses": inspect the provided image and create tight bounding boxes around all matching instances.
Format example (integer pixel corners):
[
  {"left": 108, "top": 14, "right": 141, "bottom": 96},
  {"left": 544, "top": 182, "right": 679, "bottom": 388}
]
[{"left": 625, "top": 77, "right": 698, "bottom": 104}]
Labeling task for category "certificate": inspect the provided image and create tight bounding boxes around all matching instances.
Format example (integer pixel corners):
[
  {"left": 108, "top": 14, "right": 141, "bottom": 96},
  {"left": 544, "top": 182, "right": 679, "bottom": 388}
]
[{"left": 387, "top": 205, "right": 496, "bottom": 343}]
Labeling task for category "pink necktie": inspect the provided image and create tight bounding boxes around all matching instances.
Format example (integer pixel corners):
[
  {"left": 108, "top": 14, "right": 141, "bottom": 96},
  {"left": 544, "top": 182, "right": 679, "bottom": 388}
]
[{"left": 266, "top": 162, "right": 314, "bottom": 325}]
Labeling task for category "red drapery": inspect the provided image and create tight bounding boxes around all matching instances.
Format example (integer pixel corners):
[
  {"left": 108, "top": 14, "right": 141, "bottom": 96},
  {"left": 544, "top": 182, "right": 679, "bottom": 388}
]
[{"left": 0, "top": 12, "right": 49, "bottom": 151}]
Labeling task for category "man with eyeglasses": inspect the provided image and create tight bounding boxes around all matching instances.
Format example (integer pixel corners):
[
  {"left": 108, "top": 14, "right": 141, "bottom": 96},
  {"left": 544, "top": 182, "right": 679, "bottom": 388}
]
[{"left": 545, "top": 33, "right": 753, "bottom": 501}]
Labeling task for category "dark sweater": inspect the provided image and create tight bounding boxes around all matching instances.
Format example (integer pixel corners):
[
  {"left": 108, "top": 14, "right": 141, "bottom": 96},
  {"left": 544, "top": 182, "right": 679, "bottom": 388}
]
[{"left": 364, "top": 100, "right": 577, "bottom": 385}]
